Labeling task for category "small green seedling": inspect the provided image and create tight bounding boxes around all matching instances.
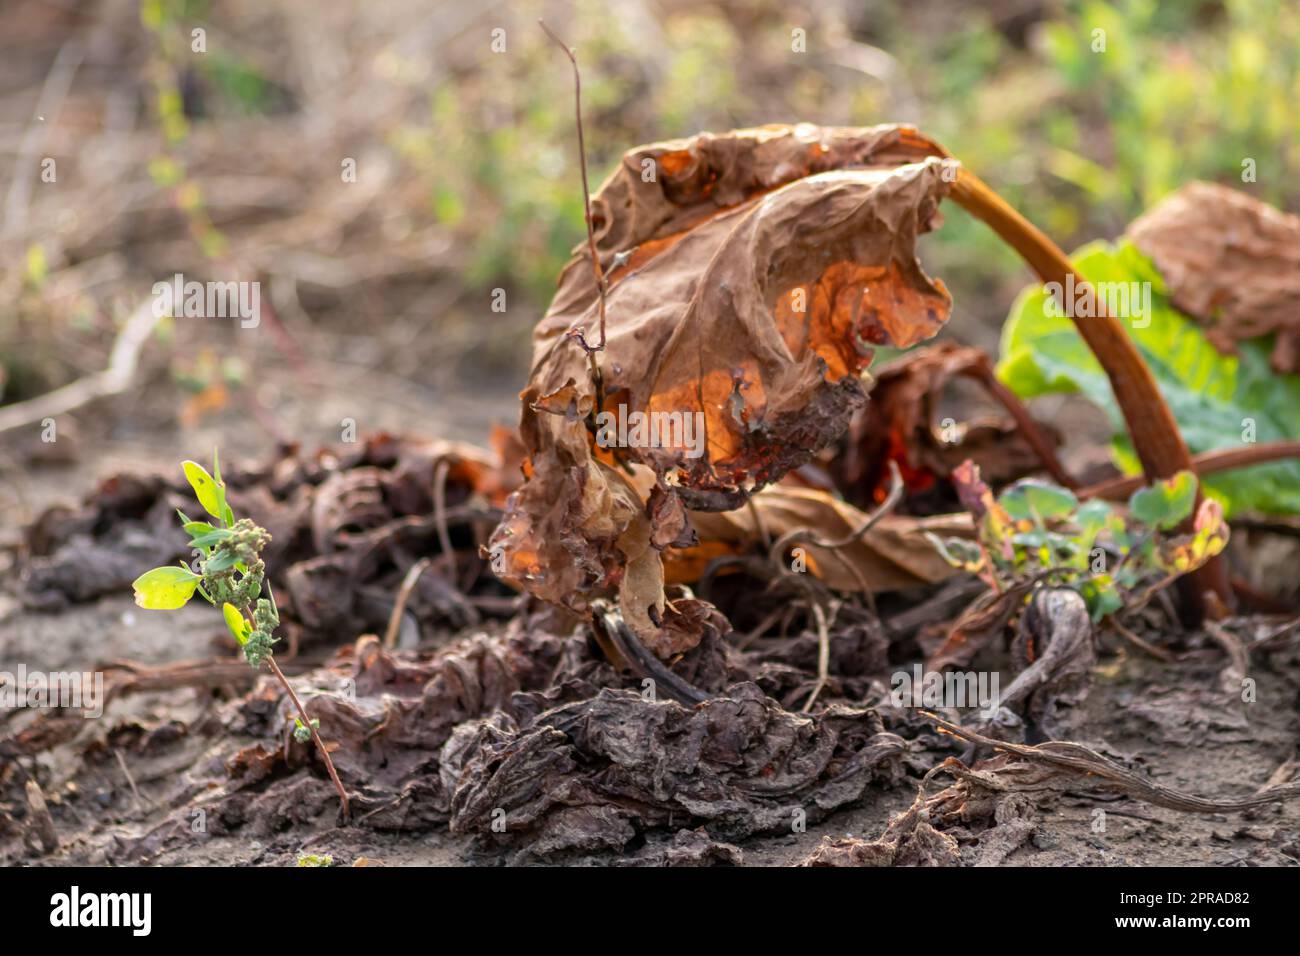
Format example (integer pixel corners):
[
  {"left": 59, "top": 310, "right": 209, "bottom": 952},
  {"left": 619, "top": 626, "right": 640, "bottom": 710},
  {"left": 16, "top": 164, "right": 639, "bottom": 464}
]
[
  {"left": 132, "top": 450, "right": 350, "bottom": 821},
  {"left": 928, "top": 462, "right": 1228, "bottom": 621},
  {"left": 296, "top": 853, "right": 334, "bottom": 867}
]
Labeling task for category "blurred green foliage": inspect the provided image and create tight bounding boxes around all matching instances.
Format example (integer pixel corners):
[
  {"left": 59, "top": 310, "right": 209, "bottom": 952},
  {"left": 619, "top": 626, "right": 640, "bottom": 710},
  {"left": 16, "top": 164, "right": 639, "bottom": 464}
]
[
  {"left": 936, "top": 0, "right": 1298, "bottom": 239},
  {"left": 99, "top": 1, "right": 1300, "bottom": 332},
  {"left": 999, "top": 240, "right": 1300, "bottom": 516},
  {"left": 386, "top": 0, "right": 1299, "bottom": 321}
]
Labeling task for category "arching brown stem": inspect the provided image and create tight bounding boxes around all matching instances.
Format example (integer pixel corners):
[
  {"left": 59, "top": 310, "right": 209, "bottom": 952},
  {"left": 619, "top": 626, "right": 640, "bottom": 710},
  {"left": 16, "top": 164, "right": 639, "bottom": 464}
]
[
  {"left": 1079, "top": 440, "right": 1300, "bottom": 501},
  {"left": 948, "top": 167, "right": 1232, "bottom": 619},
  {"left": 958, "top": 353, "right": 1077, "bottom": 488}
]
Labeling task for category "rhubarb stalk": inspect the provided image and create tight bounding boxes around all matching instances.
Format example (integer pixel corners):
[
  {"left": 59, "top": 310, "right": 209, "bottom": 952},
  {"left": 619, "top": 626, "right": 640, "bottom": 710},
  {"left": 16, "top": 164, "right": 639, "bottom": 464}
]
[{"left": 948, "top": 166, "right": 1232, "bottom": 618}]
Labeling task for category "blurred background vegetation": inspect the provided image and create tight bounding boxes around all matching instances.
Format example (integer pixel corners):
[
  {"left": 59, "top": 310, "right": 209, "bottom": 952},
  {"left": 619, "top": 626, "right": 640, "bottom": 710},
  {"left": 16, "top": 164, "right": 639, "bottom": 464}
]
[
  {"left": 1, "top": 0, "right": 1296, "bottom": 511},
  {"left": 398, "top": 0, "right": 1299, "bottom": 338}
]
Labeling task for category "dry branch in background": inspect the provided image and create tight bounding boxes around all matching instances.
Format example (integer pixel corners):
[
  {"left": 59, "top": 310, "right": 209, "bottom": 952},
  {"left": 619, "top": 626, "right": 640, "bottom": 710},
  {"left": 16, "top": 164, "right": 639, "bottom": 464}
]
[{"left": 0, "top": 300, "right": 162, "bottom": 434}]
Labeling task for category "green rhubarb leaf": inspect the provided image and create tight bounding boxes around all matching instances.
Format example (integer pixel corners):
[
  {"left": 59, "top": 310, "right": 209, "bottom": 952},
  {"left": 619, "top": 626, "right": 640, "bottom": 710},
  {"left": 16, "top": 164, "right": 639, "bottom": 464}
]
[
  {"left": 999, "top": 479, "right": 1078, "bottom": 522},
  {"left": 1129, "top": 470, "right": 1198, "bottom": 531},
  {"left": 997, "top": 240, "right": 1300, "bottom": 516}
]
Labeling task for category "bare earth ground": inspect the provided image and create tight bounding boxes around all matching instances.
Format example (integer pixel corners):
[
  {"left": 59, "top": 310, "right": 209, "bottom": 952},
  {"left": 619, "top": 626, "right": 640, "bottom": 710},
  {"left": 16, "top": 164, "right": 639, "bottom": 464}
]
[
  {"left": 3, "top": 588, "right": 1299, "bottom": 867},
  {"left": 3, "top": 364, "right": 1298, "bottom": 868}
]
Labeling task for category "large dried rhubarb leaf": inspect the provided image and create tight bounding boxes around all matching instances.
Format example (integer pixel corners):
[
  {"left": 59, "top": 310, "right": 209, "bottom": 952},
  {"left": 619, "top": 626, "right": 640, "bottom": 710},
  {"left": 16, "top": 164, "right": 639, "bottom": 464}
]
[
  {"left": 533, "top": 124, "right": 955, "bottom": 504},
  {"left": 492, "top": 124, "right": 959, "bottom": 641},
  {"left": 1128, "top": 182, "right": 1300, "bottom": 374}
]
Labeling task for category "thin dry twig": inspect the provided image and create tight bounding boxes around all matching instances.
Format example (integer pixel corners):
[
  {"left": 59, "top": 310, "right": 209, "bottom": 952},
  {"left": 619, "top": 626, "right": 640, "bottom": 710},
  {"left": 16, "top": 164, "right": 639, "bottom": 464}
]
[
  {"left": 1253, "top": 615, "right": 1300, "bottom": 652},
  {"left": 114, "top": 747, "right": 147, "bottom": 811},
  {"left": 1108, "top": 617, "right": 1178, "bottom": 662},
  {"left": 383, "top": 556, "right": 433, "bottom": 649},
  {"left": 767, "top": 460, "right": 906, "bottom": 566},
  {"left": 538, "top": 19, "right": 608, "bottom": 358},
  {"left": 432, "top": 458, "right": 457, "bottom": 581},
  {"left": 736, "top": 604, "right": 789, "bottom": 650},
  {"left": 1204, "top": 619, "right": 1251, "bottom": 680},
  {"left": 1260, "top": 754, "right": 1300, "bottom": 793},
  {"left": 960, "top": 352, "right": 1076, "bottom": 488},
  {"left": 744, "top": 497, "right": 771, "bottom": 551},
  {"left": 4, "top": 40, "right": 84, "bottom": 237},
  {"left": 766, "top": 462, "right": 904, "bottom": 713},
  {"left": 23, "top": 780, "right": 59, "bottom": 855},
  {"left": 923, "top": 712, "right": 1300, "bottom": 813},
  {"left": 800, "top": 599, "right": 832, "bottom": 714}
]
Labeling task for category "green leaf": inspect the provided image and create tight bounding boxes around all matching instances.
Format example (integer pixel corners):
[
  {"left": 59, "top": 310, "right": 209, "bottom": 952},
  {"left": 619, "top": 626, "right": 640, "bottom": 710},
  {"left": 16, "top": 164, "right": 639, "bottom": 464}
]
[
  {"left": 204, "top": 550, "right": 239, "bottom": 573},
  {"left": 293, "top": 717, "right": 319, "bottom": 744},
  {"left": 188, "top": 528, "right": 233, "bottom": 549},
  {"left": 1010, "top": 529, "right": 1078, "bottom": 552},
  {"left": 132, "top": 565, "right": 201, "bottom": 610},
  {"left": 1075, "top": 499, "right": 1114, "bottom": 538},
  {"left": 998, "top": 240, "right": 1300, "bottom": 516},
  {"left": 182, "top": 520, "right": 215, "bottom": 538},
  {"left": 1079, "top": 576, "right": 1124, "bottom": 621},
  {"left": 182, "top": 460, "right": 225, "bottom": 522},
  {"left": 1129, "top": 470, "right": 1198, "bottom": 531},
  {"left": 222, "top": 602, "right": 250, "bottom": 644},
  {"left": 212, "top": 448, "right": 235, "bottom": 527},
  {"left": 924, "top": 532, "right": 984, "bottom": 572},
  {"left": 999, "top": 479, "right": 1079, "bottom": 522}
]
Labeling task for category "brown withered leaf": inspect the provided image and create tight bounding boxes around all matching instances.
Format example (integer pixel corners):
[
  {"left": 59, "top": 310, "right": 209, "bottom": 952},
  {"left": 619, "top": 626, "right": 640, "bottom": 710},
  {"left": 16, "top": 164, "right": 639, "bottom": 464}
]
[
  {"left": 798, "top": 788, "right": 961, "bottom": 867},
  {"left": 493, "top": 124, "right": 960, "bottom": 643},
  {"left": 1128, "top": 181, "right": 1300, "bottom": 373},
  {"left": 798, "top": 762, "right": 1043, "bottom": 868},
  {"left": 673, "top": 485, "right": 972, "bottom": 593},
  {"left": 445, "top": 685, "right": 907, "bottom": 859},
  {"left": 925, "top": 579, "right": 1036, "bottom": 672},
  {"left": 832, "top": 341, "right": 1059, "bottom": 507}
]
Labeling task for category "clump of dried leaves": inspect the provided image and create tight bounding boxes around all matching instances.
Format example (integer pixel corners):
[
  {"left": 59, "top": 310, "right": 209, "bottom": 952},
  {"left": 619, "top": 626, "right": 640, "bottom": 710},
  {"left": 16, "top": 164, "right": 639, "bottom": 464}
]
[{"left": 491, "top": 124, "right": 960, "bottom": 650}]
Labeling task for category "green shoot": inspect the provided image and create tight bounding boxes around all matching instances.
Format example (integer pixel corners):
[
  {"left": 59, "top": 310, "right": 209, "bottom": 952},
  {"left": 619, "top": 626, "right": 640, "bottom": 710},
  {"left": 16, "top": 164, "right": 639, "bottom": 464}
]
[
  {"left": 928, "top": 462, "right": 1229, "bottom": 621},
  {"left": 132, "top": 449, "right": 350, "bottom": 821}
]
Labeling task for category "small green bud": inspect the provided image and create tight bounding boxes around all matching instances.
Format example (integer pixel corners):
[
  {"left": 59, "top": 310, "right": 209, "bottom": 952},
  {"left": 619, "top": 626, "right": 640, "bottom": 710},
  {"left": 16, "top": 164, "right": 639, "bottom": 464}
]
[{"left": 293, "top": 717, "right": 320, "bottom": 744}]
